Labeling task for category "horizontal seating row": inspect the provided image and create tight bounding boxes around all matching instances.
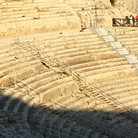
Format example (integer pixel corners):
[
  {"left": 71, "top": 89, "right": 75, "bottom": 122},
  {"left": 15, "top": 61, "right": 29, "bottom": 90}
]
[
  {"left": 0, "top": 1, "right": 81, "bottom": 38},
  {"left": 93, "top": 76, "right": 138, "bottom": 110},
  {"left": 0, "top": 27, "right": 138, "bottom": 137},
  {"left": 45, "top": 90, "right": 138, "bottom": 137}
]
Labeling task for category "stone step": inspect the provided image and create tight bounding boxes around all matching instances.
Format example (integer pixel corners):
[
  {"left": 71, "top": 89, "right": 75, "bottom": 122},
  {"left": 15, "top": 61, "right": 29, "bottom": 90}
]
[
  {"left": 51, "top": 34, "right": 99, "bottom": 42},
  {"left": 114, "top": 92, "right": 138, "bottom": 103},
  {"left": 0, "top": 44, "right": 21, "bottom": 53},
  {"left": 67, "top": 100, "right": 88, "bottom": 111},
  {"left": 56, "top": 47, "right": 112, "bottom": 59},
  {"left": 34, "top": 108, "right": 52, "bottom": 125},
  {"left": 28, "top": 106, "right": 44, "bottom": 120},
  {"left": 16, "top": 70, "right": 57, "bottom": 89},
  {"left": 99, "top": 81, "right": 138, "bottom": 93},
  {"left": 45, "top": 41, "right": 106, "bottom": 52},
  {"left": 128, "top": 48, "right": 138, "bottom": 55},
  {"left": 51, "top": 117, "right": 66, "bottom": 137},
  {"left": 52, "top": 94, "right": 72, "bottom": 106},
  {"left": 0, "top": 10, "right": 74, "bottom": 21},
  {"left": 51, "top": 94, "right": 88, "bottom": 111},
  {"left": 120, "top": 41, "right": 138, "bottom": 45},
  {"left": 12, "top": 95, "right": 30, "bottom": 112},
  {"left": 116, "top": 48, "right": 129, "bottom": 56},
  {"left": 86, "top": 68, "right": 136, "bottom": 83},
  {"left": 80, "top": 64, "right": 133, "bottom": 77},
  {"left": 8, "top": 98, "right": 21, "bottom": 111},
  {"left": 113, "top": 28, "right": 138, "bottom": 58},
  {"left": 90, "top": 132, "right": 100, "bottom": 138},
  {"left": 0, "top": 14, "right": 76, "bottom": 24},
  {"left": 39, "top": 85, "right": 72, "bottom": 103},
  {"left": 69, "top": 125, "right": 83, "bottom": 137},
  {"left": 40, "top": 36, "right": 99, "bottom": 48},
  {"left": 17, "top": 71, "right": 54, "bottom": 87},
  {"left": 0, "top": 6, "right": 35, "bottom": 12},
  {"left": 43, "top": 114, "right": 59, "bottom": 134},
  {"left": 26, "top": 77, "right": 73, "bottom": 98},
  {"left": 59, "top": 121, "right": 76, "bottom": 138},
  {"left": 22, "top": 74, "right": 60, "bottom": 92},
  {"left": 44, "top": 34, "right": 99, "bottom": 44},
  {"left": 109, "top": 116, "right": 126, "bottom": 126},
  {"left": 0, "top": 9, "right": 37, "bottom": 16},
  {"left": 0, "top": 89, "right": 23, "bottom": 98},
  {"left": 20, "top": 96, "right": 40, "bottom": 116},
  {"left": 0, "top": 47, "right": 25, "bottom": 58},
  {"left": 54, "top": 98, "right": 78, "bottom": 109},
  {"left": 80, "top": 128, "right": 92, "bottom": 137},
  {"left": 110, "top": 42, "right": 122, "bottom": 49},
  {"left": 102, "top": 35, "right": 115, "bottom": 42},
  {"left": 76, "top": 60, "right": 129, "bottom": 74},
  {"left": 114, "top": 32, "right": 138, "bottom": 37},
  {"left": 0, "top": 60, "right": 40, "bottom": 79},
  {"left": 37, "top": 7, "right": 73, "bottom": 13},
  {"left": 63, "top": 51, "right": 116, "bottom": 65},
  {"left": 36, "top": 4, "right": 71, "bottom": 9},
  {"left": 109, "top": 120, "right": 136, "bottom": 137},
  {"left": 0, "top": 14, "right": 81, "bottom": 38},
  {"left": 117, "top": 36, "right": 138, "bottom": 42},
  {"left": 46, "top": 42, "right": 107, "bottom": 53},
  {"left": 0, "top": 96, "right": 10, "bottom": 110},
  {"left": 3, "top": 92, "right": 23, "bottom": 111},
  {"left": 0, "top": 45, "right": 36, "bottom": 59},
  {"left": 45, "top": 39, "right": 102, "bottom": 50},
  {"left": 114, "top": 34, "right": 130, "bottom": 39},
  {"left": 0, "top": 1, "right": 28, "bottom": 6},
  {"left": 127, "top": 45, "right": 138, "bottom": 48},
  {"left": 71, "top": 57, "right": 126, "bottom": 70},
  {"left": 124, "top": 31, "right": 138, "bottom": 35},
  {"left": 41, "top": 81, "right": 77, "bottom": 103},
  {"left": 56, "top": 50, "right": 88, "bottom": 59},
  {"left": 18, "top": 96, "right": 32, "bottom": 113},
  {"left": 0, "top": 62, "right": 44, "bottom": 87},
  {"left": 32, "top": 29, "right": 93, "bottom": 41},
  {"left": 93, "top": 76, "right": 138, "bottom": 88},
  {"left": 0, "top": 55, "right": 38, "bottom": 72}
]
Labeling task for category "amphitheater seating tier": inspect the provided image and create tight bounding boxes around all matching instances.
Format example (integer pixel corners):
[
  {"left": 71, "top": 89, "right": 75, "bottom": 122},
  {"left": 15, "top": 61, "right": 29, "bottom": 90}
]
[
  {"left": 0, "top": 1, "right": 81, "bottom": 38},
  {"left": 45, "top": 91, "right": 138, "bottom": 137},
  {"left": 93, "top": 76, "right": 138, "bottom": 111},
  {"left": 0, "top": 28, "right": 138, "bottom": 137},
  {"left": 0, "top": 1, "right": 138, "bottom": 137}
]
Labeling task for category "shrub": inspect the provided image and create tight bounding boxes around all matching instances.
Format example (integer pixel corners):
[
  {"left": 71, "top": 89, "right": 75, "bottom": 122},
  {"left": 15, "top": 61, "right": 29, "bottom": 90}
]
[
  {"left": 110, "top": 0, "right": 115, "bottom": 4},
  {"left": 58, "top": 71, "right": 69, "bottom": 76},
  {"left": 79, "top": 88, "right": 84, "bottom": 92}
]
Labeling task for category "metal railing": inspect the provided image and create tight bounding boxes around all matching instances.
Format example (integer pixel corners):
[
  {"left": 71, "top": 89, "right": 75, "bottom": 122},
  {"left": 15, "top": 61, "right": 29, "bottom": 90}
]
[{"left": 12, "top": 38, "right": 132, "bottom": 114}]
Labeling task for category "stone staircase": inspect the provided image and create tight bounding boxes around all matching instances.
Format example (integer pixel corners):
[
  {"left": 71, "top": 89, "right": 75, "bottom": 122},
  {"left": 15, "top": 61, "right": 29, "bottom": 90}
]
[
  {"left": 111, "top": 27, "right": 138, "bottom": 57},
  {"left": 93, "top": 27, "right": 138, "bottom": 74}
]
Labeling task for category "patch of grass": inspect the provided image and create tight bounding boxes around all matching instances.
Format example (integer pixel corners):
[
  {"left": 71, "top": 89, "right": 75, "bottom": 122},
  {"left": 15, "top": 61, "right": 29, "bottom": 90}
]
[
  {"left": 79, "top": 88, "right": 84, "bottom": 92},
  {"left": 58, "top": 71, "right": 69, "bottom": 76}
]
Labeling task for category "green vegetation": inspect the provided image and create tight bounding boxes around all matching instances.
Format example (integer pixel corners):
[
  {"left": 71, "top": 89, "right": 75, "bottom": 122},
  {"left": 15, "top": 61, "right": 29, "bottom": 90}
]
[
  {"left": 58, "top": 71, "right": 69, "bottom": 76},
  {"left": 79, "top": 88, "right": 84, "bottom": 92},
  {"left": 110, "top": 0, "right": 115, "bottom": 4}
]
